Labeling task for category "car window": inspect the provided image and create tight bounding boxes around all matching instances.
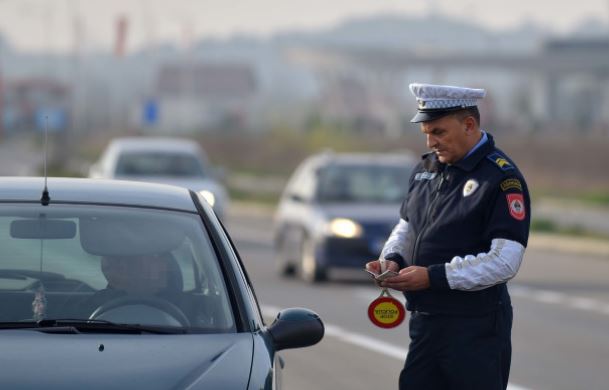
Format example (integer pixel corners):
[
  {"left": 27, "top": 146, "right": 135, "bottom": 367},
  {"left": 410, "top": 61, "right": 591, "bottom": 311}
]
[
  {"left": 0, "top": 204, "right": 234, "bottom": 333},
  {"left": 285, "top": 162, "right": 317, "bottom": 202},
  {"left": 115, "top": 152, "right": 206, "bottom": 177},
  {"left": 316, "top": 163, "right": 411, "bottom": 203}
]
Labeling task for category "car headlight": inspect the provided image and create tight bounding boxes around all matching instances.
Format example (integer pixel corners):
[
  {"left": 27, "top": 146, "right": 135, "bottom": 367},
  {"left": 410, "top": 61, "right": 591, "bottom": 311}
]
[
  {"left": 327, "top": 218, "right": 363, "bottom": 239},
  {"left": 199, "top": 190, "right": 216, "bottom": 207}
]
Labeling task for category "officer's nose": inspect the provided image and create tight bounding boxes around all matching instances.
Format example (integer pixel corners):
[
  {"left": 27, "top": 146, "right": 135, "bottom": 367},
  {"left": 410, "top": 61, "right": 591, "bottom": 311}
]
[{"left": 427, "top": 134, "right": 437, "bottom": 149}]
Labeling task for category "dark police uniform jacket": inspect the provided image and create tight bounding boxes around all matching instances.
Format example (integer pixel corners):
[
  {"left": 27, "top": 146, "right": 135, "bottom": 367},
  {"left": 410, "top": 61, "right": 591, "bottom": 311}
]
[{"left": 396, "top": 133, "right": 530, "bottom": 316}]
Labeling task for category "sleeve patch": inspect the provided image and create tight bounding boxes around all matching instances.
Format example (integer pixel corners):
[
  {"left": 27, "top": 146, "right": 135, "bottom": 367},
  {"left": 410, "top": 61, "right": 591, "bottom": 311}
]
[
  {"left": 500, "top": 178, "right": 522, "bottom": 192},
  {"left": 506, "top": 193, "right": 526, "bottom": 221},
  {"left": 487, "top": 152, "right": 514, "bottom": 172}
]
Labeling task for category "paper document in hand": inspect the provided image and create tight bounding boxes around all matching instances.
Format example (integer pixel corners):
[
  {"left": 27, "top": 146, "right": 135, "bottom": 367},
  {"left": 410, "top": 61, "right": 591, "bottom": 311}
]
[{"left": 365, "top": 269, "right": 399, "bottom": 281}]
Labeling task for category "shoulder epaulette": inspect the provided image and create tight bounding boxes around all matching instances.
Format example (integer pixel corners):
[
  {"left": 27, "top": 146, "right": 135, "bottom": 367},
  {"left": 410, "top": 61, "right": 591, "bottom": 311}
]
[{"left": 486, "top": 152, "right": 514, "bottom": 172}]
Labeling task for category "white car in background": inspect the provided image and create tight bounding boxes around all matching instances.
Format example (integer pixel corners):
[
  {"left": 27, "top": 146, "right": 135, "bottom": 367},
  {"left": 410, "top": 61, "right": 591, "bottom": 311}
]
[{"left": 89, "top": 137, "right": 228, "bottom": 219}]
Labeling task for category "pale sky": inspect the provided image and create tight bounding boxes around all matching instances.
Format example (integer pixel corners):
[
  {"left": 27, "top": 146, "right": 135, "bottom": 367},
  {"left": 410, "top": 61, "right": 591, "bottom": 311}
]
[{"left": 0, "top": 0, "right": 608, "bottom": 53}]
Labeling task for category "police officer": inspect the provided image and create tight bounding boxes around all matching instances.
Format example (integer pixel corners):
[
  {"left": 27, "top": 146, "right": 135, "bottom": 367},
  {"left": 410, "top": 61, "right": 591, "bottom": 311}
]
[{"left": 366, "top": 83, "right": 530, "bottom": 390}]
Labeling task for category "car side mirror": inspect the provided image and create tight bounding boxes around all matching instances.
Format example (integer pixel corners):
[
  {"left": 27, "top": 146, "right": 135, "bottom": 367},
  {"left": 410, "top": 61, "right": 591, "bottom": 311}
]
[{"left": 268, "top": 308, "right": 324, "bottom": 351}]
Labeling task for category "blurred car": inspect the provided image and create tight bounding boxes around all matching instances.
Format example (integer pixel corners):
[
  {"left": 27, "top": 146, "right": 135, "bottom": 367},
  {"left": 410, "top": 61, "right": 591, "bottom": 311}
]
[
  {"left": 274, "top": 152, "right": 416, "bottom": 283},
  {"left": 89, "top": 137, "right": 228, "bottom": 219},
  {"left": 0, "top": 177, "right": 323, "bottom": 389}
]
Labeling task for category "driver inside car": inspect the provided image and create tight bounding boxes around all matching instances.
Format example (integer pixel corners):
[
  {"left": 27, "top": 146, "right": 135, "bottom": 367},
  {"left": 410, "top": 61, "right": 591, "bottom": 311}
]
[
  {"left": 102, "top": 254, "right": 172, "bottom": 295},
  {"left": 82, "top": 253, "right": 189, "bottom": 321}
]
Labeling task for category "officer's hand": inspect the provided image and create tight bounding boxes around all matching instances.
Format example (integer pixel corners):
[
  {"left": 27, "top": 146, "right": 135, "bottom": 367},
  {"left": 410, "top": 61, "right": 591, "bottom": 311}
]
[
  {"left": 380, "top": 266, "right": 430, "bottom": 291},
  {"left": 365, "top": 260, "right": 400, "bottom": 287},
  {"left": 365, "top": 259, "right": 400, "bottom": 274}
]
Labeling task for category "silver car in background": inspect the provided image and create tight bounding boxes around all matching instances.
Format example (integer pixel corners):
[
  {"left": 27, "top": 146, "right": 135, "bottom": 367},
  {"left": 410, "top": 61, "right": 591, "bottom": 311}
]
[{"left": 89, "top": 137, "right": 228, "bottom": 219}]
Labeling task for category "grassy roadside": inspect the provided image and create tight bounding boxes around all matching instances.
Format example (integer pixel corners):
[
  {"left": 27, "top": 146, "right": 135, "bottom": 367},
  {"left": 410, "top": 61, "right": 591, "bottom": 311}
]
[
  {"left": 228, "top": 187, "right": 280, "bottom": 206},
  {"left": 532, "top": 190, "right": 609, "bottom": 208},
  {"left": 531, "top": 218, "right": 609, "bottom": 241}
]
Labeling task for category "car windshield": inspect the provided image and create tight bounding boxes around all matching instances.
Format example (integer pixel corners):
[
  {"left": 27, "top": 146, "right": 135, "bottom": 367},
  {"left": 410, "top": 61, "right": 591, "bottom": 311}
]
[
  {"left": 316, "top": 163, "right": 411, "bottom": 203},
  {"left": 115, "top": 152, "right": 206, "bottom": 177},
  {"left": 0, "top": 204, "right": 235, "bottom": 333}
]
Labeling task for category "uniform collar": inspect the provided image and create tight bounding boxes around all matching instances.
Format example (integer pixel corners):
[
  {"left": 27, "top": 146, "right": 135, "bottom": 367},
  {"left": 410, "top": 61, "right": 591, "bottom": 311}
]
[{"left": 463, "top": 131, "right": 488, "bottom": 159}]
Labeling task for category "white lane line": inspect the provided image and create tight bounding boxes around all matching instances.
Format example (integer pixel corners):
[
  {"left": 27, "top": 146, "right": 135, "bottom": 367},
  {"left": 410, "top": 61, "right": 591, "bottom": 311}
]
[
  {"left": 324, "top": 324, "right": 409, "bottom": 361},
  {"left": 532, "top": 290, "right": 564, "bottom": 305},
  {"left": 261, "top": 304, "right": 531, "bottom": 390},
  {"left": 510, "top": 285, "right": 609, "bottom": 316},
  {"left": 262, "top": 304, "right": 282, "bottom": 316},
  {"left": 568, "top": 297, "right": 599, "bottom": 311},
  {"left": 508, "top": 386, "right": 531, "bottom": 390}
]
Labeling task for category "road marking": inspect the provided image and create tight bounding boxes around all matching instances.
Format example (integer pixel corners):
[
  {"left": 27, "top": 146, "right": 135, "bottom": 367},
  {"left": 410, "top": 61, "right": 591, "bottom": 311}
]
[
  {"left": 509, "top": 285, "right": 609, "bottom": 316},
  {"left": 261, "top": 304, "right": 531, "bottom": 390},
  {"left": 531, "top": 290, "right": 564, "bottom": 305}
]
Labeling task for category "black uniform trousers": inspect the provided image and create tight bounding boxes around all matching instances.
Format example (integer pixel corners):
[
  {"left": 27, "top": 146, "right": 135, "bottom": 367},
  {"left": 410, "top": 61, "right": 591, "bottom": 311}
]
[{"left": 399, "top": 303, "right": 513, "bottom": 390}]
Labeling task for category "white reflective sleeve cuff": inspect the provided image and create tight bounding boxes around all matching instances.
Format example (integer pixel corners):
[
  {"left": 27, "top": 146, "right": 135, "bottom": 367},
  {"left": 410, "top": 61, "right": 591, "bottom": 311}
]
[
  {"left": 445, "top": 238, "right": 525, "bottom": 291},
  {"left": 380, "top": 219, "right": 409, "bottom": 260}
]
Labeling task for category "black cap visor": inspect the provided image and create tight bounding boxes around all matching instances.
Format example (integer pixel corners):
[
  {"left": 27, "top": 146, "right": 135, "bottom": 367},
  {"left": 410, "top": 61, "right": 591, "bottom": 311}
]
[{"left": 410, "top": 106, "right": 473, "bottom": 123}]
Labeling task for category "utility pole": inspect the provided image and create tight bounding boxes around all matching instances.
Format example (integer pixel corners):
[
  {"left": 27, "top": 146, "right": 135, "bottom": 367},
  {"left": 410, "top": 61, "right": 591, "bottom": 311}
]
[
  {"left": 139, "top": 0, "right": 159, "bottom": 133},
  {"left": 0, "top": 34, "right": 4, "bottom": 143},
  {"left": 115, "top": 14, "right": 129, "bottom": 133},
  {"left": 67, "top": 0, "right": 82, "bottom": 156},
  {"left": 0, "top": 0, "right": 7, "bottom": 142}
]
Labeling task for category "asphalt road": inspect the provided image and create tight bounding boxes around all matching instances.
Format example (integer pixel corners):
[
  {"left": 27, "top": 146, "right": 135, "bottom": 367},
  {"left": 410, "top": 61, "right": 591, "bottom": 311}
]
[{"left": 226, "top": 207, "right": 609, "bottom": 390}]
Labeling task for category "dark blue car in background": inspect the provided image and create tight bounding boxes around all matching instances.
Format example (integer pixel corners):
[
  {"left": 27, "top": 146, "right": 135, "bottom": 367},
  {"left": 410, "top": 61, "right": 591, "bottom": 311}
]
[{"left": 273, "top": 152, "right": 416, "bottom": 283}]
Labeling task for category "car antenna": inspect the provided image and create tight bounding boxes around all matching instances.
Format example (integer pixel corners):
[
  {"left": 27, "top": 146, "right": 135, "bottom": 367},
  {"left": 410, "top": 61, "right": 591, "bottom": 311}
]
[{"left": 40, "top": 115, "right": 51, "bottom": 206}]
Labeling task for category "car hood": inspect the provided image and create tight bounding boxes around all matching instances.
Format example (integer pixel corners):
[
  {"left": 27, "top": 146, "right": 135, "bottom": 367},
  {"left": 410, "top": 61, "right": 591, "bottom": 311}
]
[
  {"left": 0, "top": 331, "right": 253, "bottom": 390},
  {"left": 113, "top": 175, "right": 223, "bottom": 193},
  {"left": 320, "top": 203, "right": 401, "bottom": 223}
]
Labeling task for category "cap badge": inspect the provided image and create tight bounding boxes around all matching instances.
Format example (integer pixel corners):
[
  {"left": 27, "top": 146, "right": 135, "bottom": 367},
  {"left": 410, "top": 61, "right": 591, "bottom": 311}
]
[{"left": 463, "top": 179, "right": 479, "bottom": 197}]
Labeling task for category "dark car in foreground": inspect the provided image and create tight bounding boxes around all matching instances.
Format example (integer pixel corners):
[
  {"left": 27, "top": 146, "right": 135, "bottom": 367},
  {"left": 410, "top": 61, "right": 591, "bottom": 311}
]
[
  {"left": 273, "top": 152, "right": 416, "bottom": 283},
  {"left": 0, "top": 177, "right": 323, "bottom": 389}
]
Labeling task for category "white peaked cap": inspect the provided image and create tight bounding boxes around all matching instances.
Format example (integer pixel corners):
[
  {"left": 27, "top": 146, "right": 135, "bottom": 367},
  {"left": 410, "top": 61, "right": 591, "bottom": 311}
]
[{"left": 408, "top": 83, "right": 486, "bottom": 123}]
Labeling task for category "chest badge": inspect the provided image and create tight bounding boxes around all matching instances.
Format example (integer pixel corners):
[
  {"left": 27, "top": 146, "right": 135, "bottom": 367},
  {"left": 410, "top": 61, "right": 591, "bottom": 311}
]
[{"left": 462, "top": 179, "right": 479, "bottom": 197}]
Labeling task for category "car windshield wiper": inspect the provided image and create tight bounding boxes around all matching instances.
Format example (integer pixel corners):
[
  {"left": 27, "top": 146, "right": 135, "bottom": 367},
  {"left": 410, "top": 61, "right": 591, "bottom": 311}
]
[{"left": 0, "top": 319, "right": 187, "bottom": 334}]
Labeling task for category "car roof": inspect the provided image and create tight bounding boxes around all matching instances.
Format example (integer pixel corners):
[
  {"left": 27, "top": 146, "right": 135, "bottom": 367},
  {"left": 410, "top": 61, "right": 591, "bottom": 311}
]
[
  {"left": 108, "top": 137, "right": 203, "bottom": 154},
  {"left": 0, "top": 177, "right": 197, "bottom": 212}
]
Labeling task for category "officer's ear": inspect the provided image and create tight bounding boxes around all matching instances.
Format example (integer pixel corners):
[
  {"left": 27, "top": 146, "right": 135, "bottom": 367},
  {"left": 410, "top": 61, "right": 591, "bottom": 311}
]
[{"left": 463, "top": 116, "right": 476, "bottom": 134}]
